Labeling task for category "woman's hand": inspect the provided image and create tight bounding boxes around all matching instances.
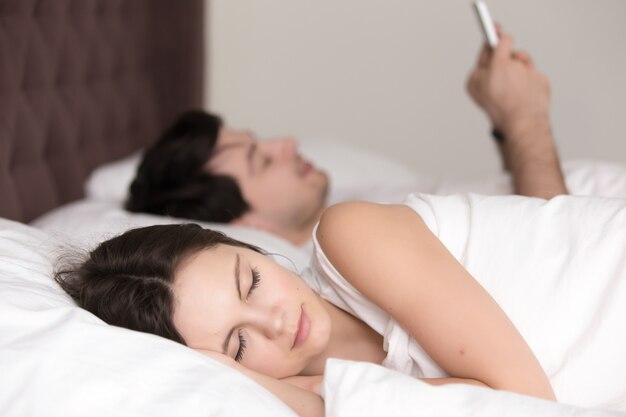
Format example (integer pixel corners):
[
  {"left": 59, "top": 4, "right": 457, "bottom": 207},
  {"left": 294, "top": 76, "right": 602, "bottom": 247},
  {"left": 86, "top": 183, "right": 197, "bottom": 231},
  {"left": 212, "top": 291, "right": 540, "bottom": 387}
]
[{"left": 197, "top": 349, "right": 325, "bottom": 417}]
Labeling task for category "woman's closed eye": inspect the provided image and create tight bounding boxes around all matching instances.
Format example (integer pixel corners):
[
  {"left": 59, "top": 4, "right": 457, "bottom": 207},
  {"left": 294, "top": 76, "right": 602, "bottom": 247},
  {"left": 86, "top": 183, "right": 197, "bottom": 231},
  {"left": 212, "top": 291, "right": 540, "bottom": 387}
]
[
  {"left": 235, "top": 330, "right": 247, "bottom": 362},
  {"left": 248, "top": 266, "right": 261, "bottom": 298},
  {"left": 235, "top": 267, "right": 261, "bottom": 362}
]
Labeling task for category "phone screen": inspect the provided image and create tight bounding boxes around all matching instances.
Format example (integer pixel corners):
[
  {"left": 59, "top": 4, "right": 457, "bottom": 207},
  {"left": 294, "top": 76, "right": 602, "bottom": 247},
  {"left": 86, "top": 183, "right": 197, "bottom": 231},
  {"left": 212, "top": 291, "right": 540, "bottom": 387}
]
[{"left": 473, "top": 1, "right": 499, "bottom": 48}]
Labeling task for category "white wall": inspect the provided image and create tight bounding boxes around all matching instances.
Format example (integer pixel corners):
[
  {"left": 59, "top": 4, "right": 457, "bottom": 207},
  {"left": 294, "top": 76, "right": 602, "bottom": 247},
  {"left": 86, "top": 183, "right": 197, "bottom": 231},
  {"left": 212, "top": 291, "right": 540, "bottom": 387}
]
[{"left": 205, "top": 0, "right": 626, "bottom": 176}]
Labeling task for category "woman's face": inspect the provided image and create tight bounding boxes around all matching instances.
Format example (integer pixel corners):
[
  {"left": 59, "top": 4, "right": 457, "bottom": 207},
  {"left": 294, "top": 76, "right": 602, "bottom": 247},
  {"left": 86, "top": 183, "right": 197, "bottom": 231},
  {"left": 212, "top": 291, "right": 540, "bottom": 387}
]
[{"left": 172, "top": 244, "right": 331, "bottom": 378}]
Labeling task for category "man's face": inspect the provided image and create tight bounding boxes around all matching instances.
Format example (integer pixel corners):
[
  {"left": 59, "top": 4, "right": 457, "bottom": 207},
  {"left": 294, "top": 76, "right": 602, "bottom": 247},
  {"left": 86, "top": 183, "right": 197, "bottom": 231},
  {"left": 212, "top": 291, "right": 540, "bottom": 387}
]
[{"left": 204, "top": 129, "right": 329, "bottom": 238}]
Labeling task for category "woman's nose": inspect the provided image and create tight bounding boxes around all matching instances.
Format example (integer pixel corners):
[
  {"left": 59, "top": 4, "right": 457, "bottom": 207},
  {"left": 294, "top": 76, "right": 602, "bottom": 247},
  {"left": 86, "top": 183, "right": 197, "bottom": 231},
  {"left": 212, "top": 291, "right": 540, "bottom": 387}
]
[{"left": 249, "top": 305, "right": 286, "bottom": 339}]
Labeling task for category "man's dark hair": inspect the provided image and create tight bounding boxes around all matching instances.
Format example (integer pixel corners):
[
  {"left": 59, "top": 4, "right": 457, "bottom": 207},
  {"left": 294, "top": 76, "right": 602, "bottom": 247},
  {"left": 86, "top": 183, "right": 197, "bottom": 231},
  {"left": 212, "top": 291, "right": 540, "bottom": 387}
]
[
  {"left": 126, "top": 110, "right": 250, "bottom": 222},
  {"left": 55, "top": 224, "right": 263, "bottom": 345}
]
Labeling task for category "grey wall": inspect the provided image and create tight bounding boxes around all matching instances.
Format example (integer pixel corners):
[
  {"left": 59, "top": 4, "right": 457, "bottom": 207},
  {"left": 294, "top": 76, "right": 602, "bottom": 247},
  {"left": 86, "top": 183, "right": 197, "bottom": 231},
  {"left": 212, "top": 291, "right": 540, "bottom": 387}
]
[{"left": 205, "top": 0, "right": 626, "bottom": 176}]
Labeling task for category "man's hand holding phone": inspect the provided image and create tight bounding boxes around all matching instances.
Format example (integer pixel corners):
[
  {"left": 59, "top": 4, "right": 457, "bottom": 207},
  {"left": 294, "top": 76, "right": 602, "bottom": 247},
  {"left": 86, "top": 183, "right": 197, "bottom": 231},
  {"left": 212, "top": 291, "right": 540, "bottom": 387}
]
[
  {"left": 468, "top": 2, "right": 550, "bottom": 145},
  {"left": 466, "top": 2, "right": 567, "bottom": 198}
]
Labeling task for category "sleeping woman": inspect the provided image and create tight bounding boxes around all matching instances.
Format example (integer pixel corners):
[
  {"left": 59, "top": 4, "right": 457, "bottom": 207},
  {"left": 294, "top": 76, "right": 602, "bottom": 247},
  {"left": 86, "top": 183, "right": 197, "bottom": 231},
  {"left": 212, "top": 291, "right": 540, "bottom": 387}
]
[{"left": 55, "top": 192, "right": 626, "bottom": 417}]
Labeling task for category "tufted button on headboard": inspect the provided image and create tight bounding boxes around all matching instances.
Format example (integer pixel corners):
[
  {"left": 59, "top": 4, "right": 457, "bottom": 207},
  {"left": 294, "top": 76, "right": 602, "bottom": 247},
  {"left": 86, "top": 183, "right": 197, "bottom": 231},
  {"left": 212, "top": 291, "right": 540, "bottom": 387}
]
[{"left": 0, "top": 0, "right": 204, "bottom": 222}]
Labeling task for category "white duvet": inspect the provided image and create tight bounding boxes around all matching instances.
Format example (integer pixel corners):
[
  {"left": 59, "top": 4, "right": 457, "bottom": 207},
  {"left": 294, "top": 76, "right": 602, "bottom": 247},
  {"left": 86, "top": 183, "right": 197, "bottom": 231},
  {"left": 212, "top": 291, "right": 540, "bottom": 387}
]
[
  {"left": 402, "top": 193, "right": 626, "bottom": 411},
  {"left": 323, "top": 359, "right": 622, "bottom": 417}
]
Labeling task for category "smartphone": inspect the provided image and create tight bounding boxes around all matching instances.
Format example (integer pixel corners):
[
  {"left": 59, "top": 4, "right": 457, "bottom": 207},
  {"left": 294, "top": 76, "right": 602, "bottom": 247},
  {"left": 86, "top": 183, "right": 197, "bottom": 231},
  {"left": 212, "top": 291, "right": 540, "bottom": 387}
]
[{"left": 472, "top": 1, "right": 499, "bottom": 49}]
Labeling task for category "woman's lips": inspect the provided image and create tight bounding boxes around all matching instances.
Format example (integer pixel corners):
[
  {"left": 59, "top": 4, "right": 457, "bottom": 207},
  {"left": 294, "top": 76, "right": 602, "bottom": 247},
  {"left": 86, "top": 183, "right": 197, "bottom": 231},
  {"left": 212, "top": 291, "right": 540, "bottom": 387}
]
[{"left": 292, "top": 306, "right": 310, "bottom": 349}]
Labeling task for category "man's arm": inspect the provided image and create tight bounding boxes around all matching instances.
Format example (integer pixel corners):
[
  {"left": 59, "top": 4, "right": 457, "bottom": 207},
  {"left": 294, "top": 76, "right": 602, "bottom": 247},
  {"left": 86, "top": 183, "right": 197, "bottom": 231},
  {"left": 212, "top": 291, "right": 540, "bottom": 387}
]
[{"left": 466, "top": 32, "right": 568, "bottom": 199}]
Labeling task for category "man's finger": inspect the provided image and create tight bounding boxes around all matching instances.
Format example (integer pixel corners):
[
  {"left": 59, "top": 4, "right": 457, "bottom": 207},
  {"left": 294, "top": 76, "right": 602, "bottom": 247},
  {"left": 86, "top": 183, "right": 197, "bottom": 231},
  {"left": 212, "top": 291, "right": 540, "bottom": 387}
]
[
  {"left": 513, "top": 50, "right": 535, "bottom": 69},
  {"left": 495, "top": 22, "right": 503, "bottom": 37},
  {"left": 477, "top": 44, "right": 490, "bottom": 68},
  {"left": 493, "top": 34, "right": 514, "bottom": 64}
]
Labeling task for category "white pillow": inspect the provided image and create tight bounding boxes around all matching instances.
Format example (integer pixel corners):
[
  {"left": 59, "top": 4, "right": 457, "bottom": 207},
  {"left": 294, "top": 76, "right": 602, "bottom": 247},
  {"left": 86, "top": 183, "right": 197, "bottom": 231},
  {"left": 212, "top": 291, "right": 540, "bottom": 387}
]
[
  {"left": 0, "top": 217, "right": 296, "bottom": 417},
  {"left": 31, "top": 200, "right": 311, "bottom": 273},
  {"left": 299, "top": 139, "right": 423, "bottom": 191},
  {"left": 84, "top": 150, "right": 143, "bottom": 202}
]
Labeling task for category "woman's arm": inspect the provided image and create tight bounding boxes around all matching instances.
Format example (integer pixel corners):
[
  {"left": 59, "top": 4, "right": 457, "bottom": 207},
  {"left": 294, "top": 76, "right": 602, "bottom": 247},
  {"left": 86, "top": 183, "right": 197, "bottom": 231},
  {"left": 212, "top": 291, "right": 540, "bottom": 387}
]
[
  {"left": 316, "top": 201, "right": 555, "bottom": 401},
  {"left": 200, "top": 350, "right": 324, "bottom": 417},
  {"left": 239, "top": 366, "right": 324, "bottom": 417}
]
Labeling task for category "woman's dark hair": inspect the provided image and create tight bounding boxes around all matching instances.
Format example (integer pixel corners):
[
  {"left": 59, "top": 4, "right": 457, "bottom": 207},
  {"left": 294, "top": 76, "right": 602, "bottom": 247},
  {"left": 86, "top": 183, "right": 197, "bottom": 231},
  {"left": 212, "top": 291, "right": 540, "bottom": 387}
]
[
  {"left": 55, "top": 224, "right": 262, "bottom": 345},
  {"left": 126, "top": 110, "right": 250, "bottom": 222}
]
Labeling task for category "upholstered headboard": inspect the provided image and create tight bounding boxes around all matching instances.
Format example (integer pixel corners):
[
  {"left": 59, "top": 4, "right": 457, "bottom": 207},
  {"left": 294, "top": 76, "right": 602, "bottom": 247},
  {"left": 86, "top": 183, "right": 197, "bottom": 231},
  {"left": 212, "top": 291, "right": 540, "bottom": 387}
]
[{"left": 0, "top": 0, "right": 204, "bottom": 222}]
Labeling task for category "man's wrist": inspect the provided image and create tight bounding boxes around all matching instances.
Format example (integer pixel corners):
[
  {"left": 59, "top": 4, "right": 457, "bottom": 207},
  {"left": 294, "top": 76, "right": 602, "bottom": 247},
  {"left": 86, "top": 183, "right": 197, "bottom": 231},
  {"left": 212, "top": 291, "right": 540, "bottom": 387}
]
[
  {"left": 494, "top": 115, "right": 557, "bottom": 177},
  {"left": 499, "top": 115, "right": 552, "bottom": 143},
  {"left": 491, "top": 129, "right": 505, "bottom": 143}
]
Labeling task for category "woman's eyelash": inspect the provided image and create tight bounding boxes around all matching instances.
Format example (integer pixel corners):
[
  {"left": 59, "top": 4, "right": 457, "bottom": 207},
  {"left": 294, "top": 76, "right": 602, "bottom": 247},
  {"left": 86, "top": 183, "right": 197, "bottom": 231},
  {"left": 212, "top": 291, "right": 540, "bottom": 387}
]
[
  {"left": 235, "top": 329, "right": 247, "bottom": 362},
  {"left": 234, "top": 267, "right": 260, "bottom": 362},
  {"left": 250, "top": 267, "right": 261, "bottom": 293}
]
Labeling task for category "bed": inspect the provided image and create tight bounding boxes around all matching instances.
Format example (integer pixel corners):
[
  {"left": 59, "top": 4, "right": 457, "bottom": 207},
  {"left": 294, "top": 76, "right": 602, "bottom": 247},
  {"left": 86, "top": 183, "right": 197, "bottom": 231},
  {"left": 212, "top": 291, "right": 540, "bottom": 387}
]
[{"left": 1, "top": 2, "right": 625, "bottom": 416}]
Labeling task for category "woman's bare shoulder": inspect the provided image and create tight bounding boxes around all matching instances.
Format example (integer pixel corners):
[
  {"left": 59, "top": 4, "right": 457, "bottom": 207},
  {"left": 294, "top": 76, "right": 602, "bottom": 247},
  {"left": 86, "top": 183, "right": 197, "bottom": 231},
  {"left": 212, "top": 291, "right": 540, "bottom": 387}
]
[{"left": 316, "top": 201, "right": 424, "bottom": 273}]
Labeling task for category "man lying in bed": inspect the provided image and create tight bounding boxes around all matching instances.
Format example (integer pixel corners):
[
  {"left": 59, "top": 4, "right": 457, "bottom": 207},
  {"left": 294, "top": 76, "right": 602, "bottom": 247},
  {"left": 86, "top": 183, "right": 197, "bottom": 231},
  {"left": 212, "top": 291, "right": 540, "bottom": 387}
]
[{"left": 126, "top": 32, "right": 568, "bottom": 246}]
